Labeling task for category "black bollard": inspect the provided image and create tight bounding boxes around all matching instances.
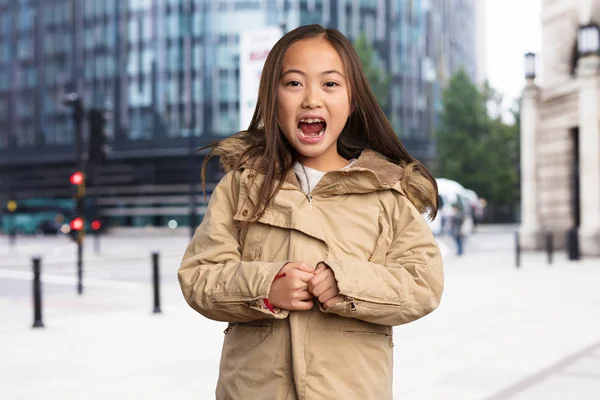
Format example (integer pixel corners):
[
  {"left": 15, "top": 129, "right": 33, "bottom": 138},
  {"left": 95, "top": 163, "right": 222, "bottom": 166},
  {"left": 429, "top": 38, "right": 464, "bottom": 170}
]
[
  {"left": 94, "top": 231, "right": 100, "bottom": 254},
  {"left": 32, "top": 257, "right": 44, "bottom": 328},
  {"left": 9, "top": 213, "right": 16, "bottom": 247},
  {"left": 152, "top": 252, "right": 161, "bottom": 314},
  {"left": 9, "top": 229, "right": 16, "bottom": 247},
  {"left": 567, "top": 228, "right": 580, "bottom": 261},
  {"left": 546, "top": 232, "right": 553, "bottom": 265},
  {"left": 77, "top": 234, "right": 83, "bottom": 295},
  {"left": 515, "top": 231, "right": 521, "bottom": 269}
]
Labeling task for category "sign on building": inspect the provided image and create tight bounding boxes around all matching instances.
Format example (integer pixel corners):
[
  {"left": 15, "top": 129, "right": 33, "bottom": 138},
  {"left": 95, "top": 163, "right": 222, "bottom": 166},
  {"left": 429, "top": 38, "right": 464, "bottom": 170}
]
[{"left": 239, "top": 27, "right": 283, "bottom": 131}]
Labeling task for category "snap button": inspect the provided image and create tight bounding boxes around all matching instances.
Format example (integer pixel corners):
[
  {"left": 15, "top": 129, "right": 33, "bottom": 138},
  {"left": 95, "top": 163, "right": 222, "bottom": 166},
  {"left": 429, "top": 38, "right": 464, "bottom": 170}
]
[
  {"left": 242, "top": 209, "right": 249, "bottom": 217},
  {"left": 342, "top": 171, "right": 349, "bottom": 176}
]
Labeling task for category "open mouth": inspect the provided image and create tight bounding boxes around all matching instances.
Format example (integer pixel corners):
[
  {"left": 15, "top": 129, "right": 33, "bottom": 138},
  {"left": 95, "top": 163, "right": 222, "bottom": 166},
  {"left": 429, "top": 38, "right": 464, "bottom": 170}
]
[{"left": 297, "top": 118, "right": 326, "bottom": 139}]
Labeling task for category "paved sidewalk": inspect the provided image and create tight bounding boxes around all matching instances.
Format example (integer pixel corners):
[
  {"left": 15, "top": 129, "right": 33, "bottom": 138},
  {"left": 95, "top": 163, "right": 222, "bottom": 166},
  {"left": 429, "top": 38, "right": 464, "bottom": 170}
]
[
  {"left": 393, "top": 250, "right": 600, "bottom": 399},
  {"left": 1, "top": 228, "right": 599, "bottom": 399}
]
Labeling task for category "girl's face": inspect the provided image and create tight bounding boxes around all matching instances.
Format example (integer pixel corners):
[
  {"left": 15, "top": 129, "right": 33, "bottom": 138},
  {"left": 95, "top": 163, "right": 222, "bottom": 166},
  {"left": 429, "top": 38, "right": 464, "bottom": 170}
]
[{"left": 277, "top": 37, "right": 352, "bottom": 170}]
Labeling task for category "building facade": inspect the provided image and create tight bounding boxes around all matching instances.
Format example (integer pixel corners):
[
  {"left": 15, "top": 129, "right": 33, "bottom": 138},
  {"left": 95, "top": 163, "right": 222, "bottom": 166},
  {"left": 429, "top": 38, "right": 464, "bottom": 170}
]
[
  {"left": 520, "top": 0, "right": 600, "bottom": 256},
  {"left": 0, "top": 0, "right": 477, "bottom": 229}
]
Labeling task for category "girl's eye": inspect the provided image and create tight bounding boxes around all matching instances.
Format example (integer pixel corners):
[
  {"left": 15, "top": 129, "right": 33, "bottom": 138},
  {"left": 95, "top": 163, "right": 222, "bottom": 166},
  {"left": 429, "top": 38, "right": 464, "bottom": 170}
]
[
  {"left": 324, "top": 82, "right": 339, "bottom": 88},
  {"left": 286, "top": 81, "right": 301, "bottom": 87}
]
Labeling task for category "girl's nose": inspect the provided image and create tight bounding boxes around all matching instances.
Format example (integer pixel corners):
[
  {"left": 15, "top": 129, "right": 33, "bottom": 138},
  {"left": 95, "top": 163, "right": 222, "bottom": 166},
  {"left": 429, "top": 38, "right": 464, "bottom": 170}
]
[{"left": 301, "top": 88, "right": 323, "bottom": 109}]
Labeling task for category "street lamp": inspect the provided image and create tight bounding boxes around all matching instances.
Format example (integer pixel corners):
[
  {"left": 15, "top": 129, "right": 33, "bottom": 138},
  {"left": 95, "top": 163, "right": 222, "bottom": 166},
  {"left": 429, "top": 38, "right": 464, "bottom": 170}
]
[
  {"left": 525, "top": 52, "right": 536, "bottom": 80},
  {"left": 62, "top": 92, "right": 84, "bottom": 166},
  {"left": 578, "top": 23, "right": 600, "bottom": 57}
]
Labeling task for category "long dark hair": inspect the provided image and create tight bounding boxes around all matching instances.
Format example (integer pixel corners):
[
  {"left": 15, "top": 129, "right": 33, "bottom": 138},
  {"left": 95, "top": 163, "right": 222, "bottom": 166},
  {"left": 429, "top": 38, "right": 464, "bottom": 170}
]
[{"left": 202, "top": 24, "right": 438, "bottom": 221}]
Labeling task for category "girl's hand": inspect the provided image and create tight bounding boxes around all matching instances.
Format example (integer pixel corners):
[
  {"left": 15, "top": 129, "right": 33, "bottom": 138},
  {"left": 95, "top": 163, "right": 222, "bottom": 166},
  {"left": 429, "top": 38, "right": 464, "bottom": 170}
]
[
  {"left": 308, "top": 263, "right": 344, "bottom": 309},
  {"left": 268, "top": 262, "right": 315, "bottom": 311}
]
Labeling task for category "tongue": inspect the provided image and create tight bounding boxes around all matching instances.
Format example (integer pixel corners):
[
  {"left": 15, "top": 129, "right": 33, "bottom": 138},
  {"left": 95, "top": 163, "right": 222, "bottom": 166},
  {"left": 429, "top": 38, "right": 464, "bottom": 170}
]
[{"left": 299, "top": 122, "right": 325, "bottom": 136}]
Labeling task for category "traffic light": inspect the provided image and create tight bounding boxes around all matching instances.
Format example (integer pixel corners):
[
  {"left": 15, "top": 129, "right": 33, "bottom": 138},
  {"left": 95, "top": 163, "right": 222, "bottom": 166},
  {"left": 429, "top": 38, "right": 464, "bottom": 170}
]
[
  {"left": 88, "top": 109, "right": 108, "bottom": 165},
  {"left": 70, "top": 217, "right": 84, "bottom": 231},
  {"left": 69, "top": 171, "right": 85, "bottom": 242},
  {"left": 91, "top": 220, "right": 101, "bottom": 231},
  {"left": 70, "top": 171, "right": 84, "bottom": 186},
  {"left": 70, "top": 171, "right": 85, "bottom": 203}
]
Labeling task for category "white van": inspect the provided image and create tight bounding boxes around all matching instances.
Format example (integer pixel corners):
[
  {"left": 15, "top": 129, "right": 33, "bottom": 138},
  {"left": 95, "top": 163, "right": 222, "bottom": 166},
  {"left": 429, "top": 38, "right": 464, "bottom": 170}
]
[{"left": 426, "top": 178, "right": 475, "bottom": 237}]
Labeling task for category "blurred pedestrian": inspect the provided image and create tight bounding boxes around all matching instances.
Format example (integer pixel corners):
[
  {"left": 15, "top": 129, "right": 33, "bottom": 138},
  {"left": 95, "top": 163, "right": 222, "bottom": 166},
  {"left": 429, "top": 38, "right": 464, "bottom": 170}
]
[
  {"left": 450, "top": 202, "right": 465, "bottom": 255},
  {"left": 178, "top": 24, "right": 444, "bottom": 400}
]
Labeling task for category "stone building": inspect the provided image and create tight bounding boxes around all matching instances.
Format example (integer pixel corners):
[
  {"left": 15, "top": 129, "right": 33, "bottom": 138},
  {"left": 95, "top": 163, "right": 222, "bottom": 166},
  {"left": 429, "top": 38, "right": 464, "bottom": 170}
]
[{"left": 520, "top": 0, "right": 600, "bottom": 257}]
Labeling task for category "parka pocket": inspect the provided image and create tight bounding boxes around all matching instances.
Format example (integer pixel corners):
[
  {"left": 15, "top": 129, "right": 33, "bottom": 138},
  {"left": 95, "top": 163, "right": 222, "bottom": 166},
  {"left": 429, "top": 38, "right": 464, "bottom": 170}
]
[
  {"left": 344, "top": 330, "right": 394, "bottom": 347},
  {"left": 224, "top": 320, "right": 273, "bottom": 334},
  {"left": 239, "top": 223, "right": 264, "bottom": 261},
  {"left": 369, "top": 213, "right": 390, "bottom": 264}
]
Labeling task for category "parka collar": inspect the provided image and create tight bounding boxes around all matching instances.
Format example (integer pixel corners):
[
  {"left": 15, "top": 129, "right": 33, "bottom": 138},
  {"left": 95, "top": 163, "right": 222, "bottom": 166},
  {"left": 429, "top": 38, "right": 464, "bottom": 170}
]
[{"left": 242, "top": 149, "right": 406, "bottom": 196}]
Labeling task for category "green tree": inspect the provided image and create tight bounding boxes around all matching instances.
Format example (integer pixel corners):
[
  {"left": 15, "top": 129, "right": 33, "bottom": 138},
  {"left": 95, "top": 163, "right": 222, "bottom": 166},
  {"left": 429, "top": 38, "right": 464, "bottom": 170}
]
[
  {"left": 436, "top": 69, "right": 488, "bottom": 191},
  {"left": 436, "top": 69, "right": 520, "bottom": 205},
  {"left": 353, "top": 34, "right": 390, "bottom": 112}
]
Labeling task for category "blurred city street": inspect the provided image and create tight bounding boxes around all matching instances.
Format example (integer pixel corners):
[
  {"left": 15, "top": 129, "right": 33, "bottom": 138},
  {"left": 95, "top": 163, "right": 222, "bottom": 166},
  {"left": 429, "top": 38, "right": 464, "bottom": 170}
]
[
  {"left": 1, "top": 226, "right": 599, "bottom": 400},
  {"left": 2, "top": 0, "right": 600, "bottom": 398}
]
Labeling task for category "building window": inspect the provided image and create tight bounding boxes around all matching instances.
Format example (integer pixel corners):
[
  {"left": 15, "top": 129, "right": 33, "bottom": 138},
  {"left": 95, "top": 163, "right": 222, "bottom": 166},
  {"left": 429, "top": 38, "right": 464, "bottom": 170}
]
[
  {"left": 168, "top": 77, "right": 178, "bottom": 103},
  {"left": 1, "top": 13, "right": 11, "bottom": 36},
  {"left": 128, "top": 17, "right": 139, "bottom": 43},
  {"left": 0, "top": 41, "right": 10, "bottom": 65},
  {"left": 17, "top": 5, "right": 34, "bottom": 33},
  {"left": 127, "top": 51, "right": 139, "bottom": 75},
  {"left": 17, "top": 37, "right": 33, "bottom": 60},
  {"left": 168, "top": 45, "right": 181, "bottom": 71},
  {"left": 193, "top": 78, "right": 203, "bottom": 102},
  {"left": 168, "top": 12, "right": 180, "bottom": 39},
  {"left": 0, "top": 70, "right": 8, "bottom": 91},
  {"left": 131, "top": 0, "right": 153, "bottom": 12}
]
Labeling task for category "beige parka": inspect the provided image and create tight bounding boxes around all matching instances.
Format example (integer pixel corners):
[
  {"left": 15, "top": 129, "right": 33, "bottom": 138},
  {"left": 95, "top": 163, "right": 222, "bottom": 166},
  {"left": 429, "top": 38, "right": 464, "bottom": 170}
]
[{"left": 178, "top": 145, "right": 444, "bottom": 400}]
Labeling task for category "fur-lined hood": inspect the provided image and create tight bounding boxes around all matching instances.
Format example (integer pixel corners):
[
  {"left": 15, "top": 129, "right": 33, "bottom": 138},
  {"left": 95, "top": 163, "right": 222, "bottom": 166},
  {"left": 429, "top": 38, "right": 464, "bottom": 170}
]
[{"left": 209, "top": 135, "right": 436, "bottom": 217}]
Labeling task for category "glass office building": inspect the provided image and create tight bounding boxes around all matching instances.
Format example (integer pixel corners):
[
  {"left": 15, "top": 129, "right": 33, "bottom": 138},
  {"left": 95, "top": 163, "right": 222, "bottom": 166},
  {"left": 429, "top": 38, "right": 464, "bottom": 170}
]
[{"left": 0, "top": 0, "right": 476, "bottom": 229}]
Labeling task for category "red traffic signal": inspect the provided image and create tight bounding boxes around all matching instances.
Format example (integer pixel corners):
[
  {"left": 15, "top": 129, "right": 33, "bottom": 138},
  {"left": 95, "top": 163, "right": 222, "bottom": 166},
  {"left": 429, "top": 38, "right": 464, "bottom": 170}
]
[
  {"left": 70, "top": 171, "right": 84, "bottom": 185},
  {"left": 70, "top": 218, "right": 84, "bottom": 231},
  {"left": 91, "top": 220, "right": 101, "bottom": 231}
]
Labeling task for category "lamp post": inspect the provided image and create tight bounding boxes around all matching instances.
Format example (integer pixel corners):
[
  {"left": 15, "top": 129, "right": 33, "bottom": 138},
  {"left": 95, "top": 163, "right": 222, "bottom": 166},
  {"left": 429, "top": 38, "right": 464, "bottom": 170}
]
[
  {"left": 519, "top": 52, "right": 541, "bottom": 250},
  {"left": 183, "top": 0, "right": 197, "bottom": 238}
]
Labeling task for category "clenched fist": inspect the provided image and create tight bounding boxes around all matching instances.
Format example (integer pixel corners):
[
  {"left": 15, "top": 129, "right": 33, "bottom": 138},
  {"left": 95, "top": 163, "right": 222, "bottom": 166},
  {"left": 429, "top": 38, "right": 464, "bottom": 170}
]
[
  {"left": 308, "top": 263, "right": 344, "bottom": 309},
  {"left": 268, "top": 262, "right": 315, "bottom": 311}
]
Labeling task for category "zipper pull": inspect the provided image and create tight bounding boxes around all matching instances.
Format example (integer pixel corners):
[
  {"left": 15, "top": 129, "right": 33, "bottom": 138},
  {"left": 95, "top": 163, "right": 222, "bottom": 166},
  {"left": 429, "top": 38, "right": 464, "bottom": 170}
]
[
  {"left": 307, "top": 194, "right": 313, "bottom": 206},
  {"left": 345, "top": 296, "right": 357, "bottom": 311},
  {"left": 244, "top": 300, "right": 261, "bottom": 308},
  {"left": 223, "top": 323, "right": 234, "bottom": 335}
]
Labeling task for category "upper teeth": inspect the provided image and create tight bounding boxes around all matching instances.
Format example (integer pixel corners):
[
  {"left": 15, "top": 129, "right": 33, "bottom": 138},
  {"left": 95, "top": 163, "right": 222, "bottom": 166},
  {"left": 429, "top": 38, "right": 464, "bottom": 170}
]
[{"left": 300, "top": 118, "right": 324, "bottom": 123}]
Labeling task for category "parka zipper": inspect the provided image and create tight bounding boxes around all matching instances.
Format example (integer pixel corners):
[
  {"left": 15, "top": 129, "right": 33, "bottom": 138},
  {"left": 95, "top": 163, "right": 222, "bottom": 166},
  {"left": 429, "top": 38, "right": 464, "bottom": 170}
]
[
  {"left": 341, "top": 296, "right": 401, "bottom": 311},
  {"left": 345, "top": 296, "right": 358, "bottom": 311},
  {"left": 300, "top": 163, "right": 313, "bottom": 207},
  {"left": 223, "top": 321, "right": 271, "bottom": 335},
  {"left": 345, "top": 329, "right": 394, "bottom": 348},
  {"left": 244, "top": 300, "right": 261, "bottom": 308}
]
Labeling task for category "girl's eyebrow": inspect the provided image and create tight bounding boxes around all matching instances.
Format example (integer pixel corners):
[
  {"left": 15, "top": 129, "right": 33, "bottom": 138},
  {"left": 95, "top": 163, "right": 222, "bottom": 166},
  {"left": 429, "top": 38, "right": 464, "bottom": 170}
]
[{"left": 281, "top": 69, "right": 345, "bottom": 78}]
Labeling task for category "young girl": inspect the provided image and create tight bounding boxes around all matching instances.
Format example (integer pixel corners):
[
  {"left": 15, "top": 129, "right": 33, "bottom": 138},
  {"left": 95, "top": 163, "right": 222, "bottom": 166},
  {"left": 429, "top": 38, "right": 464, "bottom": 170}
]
[{"left": 179, "top": 24, "right": 443, "bottom": 400}]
